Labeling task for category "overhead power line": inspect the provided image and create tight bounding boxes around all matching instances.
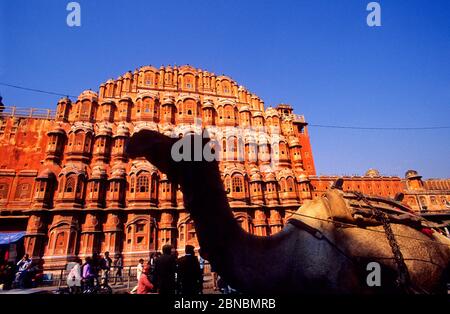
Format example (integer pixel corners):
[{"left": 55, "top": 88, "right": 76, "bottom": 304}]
[
  {"left": 308, "top": 124, "right": 450, "bottom": 130},
  {"left": 0, "top": 82, "right": 77, "bottom": 98},
  {"left": 1, "top": 82, "right": 449, "bottom": 130}
]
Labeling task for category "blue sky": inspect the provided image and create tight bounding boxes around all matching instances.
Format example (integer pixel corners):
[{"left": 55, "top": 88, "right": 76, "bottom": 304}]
[{"left": 1, "top": 0, "right": 449, "bottom": 178}]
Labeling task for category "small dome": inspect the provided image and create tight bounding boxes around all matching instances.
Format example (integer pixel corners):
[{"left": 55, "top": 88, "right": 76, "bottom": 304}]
[
  {"left": 202, "top": 99, "right": 215, "bottom": 109},
  {"left": 162, "top": 95, "right": 175, "bottom": 105},
  {"left": 248, "top": 167, "right": 262, "bottom": 182},
  {"left": 136, "top": 91, "right": 158, "bottom": 101},
  {"left": 47, "top": 126, "right": 66, "bottom": 136},
  {"left": 91, "top": 166, "right": 107, "bottom": 179},
  {"left": 100, "top": 100, "right": 113, "bottom": 106},
  {"left": 288, "top": 137, "right": 300, "bottom": 148},
  {"left": 239, "top": 105, "right": 250, "bottom": 113},
  {"left": 96, "top": 123, "right": 113, "bottom": 136},
  {"left": 110, "top": 166, "right": 126, "bottom": 179},
  {"left": 264, "top": 172, "right": 277, "bottom": 182},
  {"left": 37, "top": 169, "right": 55, "bottom": 179},
  {"left": 365, "top": 169, "right": 380, "bottom": 177},
  {"left": 265, "top": 107, "right": 279, "bottom": 117},
  {"left": 57, "top": 97, "right": 71, "bottom": 104},
  {"left": 297, "top": 173, "right": 309, "bottom": 183},
  {"left": 405, "top": 169, "right": 421, "bottom": 179},
  {"left": 78, "top": 90, "right": 98, "bottom": 102},
  {"left": 115, "top": 123, "right": 130, "bottom": 137},
  {"left": 244, "top": 134, "right": 256, "bottom": 144},
  {"left": 257, "top": 133, "right": 270, "bottom": 145},
  {"left": 252, "top": 111, "right": 263, "bottom": 118},
  {"left": 133, "top": 121, "right": 159, "bottom": 134},
  {"left": 140, "top": 65, "right": 158, "bottom": 72},
  {"left": 119, "top": 96, "right": 132, "bottom": 102}
]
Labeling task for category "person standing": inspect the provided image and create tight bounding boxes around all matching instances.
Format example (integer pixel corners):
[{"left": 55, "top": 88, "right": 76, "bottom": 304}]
[
  {"left": 113, "top": 253, "right": 123, "bottom": 285},
  {"left": 154, "top": 245, "right": 177, "bottom": 294},
  {"left": 177, "top": 245, "right": 202, "bottom": 295},
  {"left": 137, "top": 265, "right": 154, "bottom": 294},
  {"left": 130, "top": 258, "right": 144, "bottom": 294},
  {"left": 67, "top": 258, "right": 82, "bottom": 294},
  {"left": 101, "top": 251, "right": 112, "bottom": 285},
  {"left": 15, "top": 254, "right": 32, "bottom": 288},
  {"left": 82, "top": 257, "right": 96, "bottom": 291},
  {"left": 91, "top": 253, "right": 100, "bottom": 285}
]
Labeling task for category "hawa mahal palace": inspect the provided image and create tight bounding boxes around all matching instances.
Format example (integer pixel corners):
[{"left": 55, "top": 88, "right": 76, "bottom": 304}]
[{"left": 0, "top": 65, "right": 448, "bottom": 267}]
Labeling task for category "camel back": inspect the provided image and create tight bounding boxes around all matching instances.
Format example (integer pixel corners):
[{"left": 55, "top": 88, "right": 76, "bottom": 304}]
[{"left": 298, "top": 188, "right": 442, "bottom": 230}]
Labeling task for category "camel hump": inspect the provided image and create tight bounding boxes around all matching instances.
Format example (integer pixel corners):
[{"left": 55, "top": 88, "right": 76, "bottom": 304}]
[
  {"left": 334, "top": 189, "right": 441, "bottom": 229},
  {"left": 293, "top": 186, "right": 441, "bottom": 230}
]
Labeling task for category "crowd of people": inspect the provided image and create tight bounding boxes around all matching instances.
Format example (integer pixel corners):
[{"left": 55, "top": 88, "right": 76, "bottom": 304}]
[
  {"left": 65, "top": 244, "right": 210, "bottom": 294},
  {"left": 131, "top": 244, "right": 204, "bottom": 295},
  {"left": 1, "top": 245, "right": 232, "bottom": 294},
  {"left": 66, "top": 251, "right": 120, "bottom": 293},
  {"left": 0, "top": 254, "right": 44, "bottom": 290}
]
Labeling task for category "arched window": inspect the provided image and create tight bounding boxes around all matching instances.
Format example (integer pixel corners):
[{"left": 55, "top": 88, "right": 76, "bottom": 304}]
[
  {"left": 135, "top": 220, "right": 147, "bottom": 245},
  {"left": 287, "top": 177, "right": 295, "bottom": 192},
  {"left": 130, "top": 176, "right": 135, "bottom": 193},
  {"left": 55, "top": 232, "right": 66, "bottom": 250},
  {"left": 232, "top": 176, "right": 243, "bottom": 193},
  {"left": 76, "top": 177, "right": 83, "bottom": 194},
  {"left": 137, "top": 174, "right": 149, "bottom": 193},
  {"left": 279, "top": 178, "right": 287, "bottom": 192},
  {"left": 144, "top": 72, "right": 152, "bottom": 86},
  {"left": 65, "top": 176, "right": 75, "bottom": 193},
  {"left": 80, "top": 101, "right": 90, "bottom": 119},
  {"left": 75, "top": 132, "right": 83, "bottom": 151}
]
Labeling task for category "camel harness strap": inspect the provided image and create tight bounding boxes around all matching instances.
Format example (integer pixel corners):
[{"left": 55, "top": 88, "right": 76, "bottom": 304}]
[{"left": 352, "top": 191, "right": 413, "bottom": 292}]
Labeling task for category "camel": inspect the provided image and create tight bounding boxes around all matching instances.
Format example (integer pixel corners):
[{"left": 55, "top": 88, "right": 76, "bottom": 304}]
[{"left": 126, "top": 130, "right": 450, "bottom": 294}]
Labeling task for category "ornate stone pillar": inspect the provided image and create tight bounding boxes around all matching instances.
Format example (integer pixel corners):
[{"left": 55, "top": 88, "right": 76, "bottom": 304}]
[
  {"left": 268, "top": 209, "right": 283, "bottom": 235},
  {"left": 44, "top": 214, "right": 80, "bottom": 267},
  {"left": 24, "top": 214, "right": 47, "bottom": 259},
  {"left": 159, "top": 211, "right": 176, "bottom": 249},
  {"left": 253, "top": 210, "right": 268, "bottom": 236},
  {"left": 79, "top": 212, "right": 102, "bottom": 257},
  {"left": 102, "top": 212, "right": 123, "bottom": 256}
]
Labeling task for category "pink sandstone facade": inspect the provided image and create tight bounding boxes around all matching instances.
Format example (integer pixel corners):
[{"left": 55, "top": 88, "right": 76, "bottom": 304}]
[{"left": 0, "top": 65, "right": 448, "bottom": 268}]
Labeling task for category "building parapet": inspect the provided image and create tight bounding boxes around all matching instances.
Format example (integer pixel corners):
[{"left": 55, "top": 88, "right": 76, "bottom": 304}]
[{"left": 0, "top": 106, "right": 55, "bottom": 120}]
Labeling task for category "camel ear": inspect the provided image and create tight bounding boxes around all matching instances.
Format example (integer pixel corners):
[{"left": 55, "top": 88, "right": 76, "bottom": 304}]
[{"left": 127, "top": 130, "right": 179, "bottom": 179}]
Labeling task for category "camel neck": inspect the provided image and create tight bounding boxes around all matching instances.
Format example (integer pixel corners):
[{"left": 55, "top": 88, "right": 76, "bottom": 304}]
[{"left": 179, "top": 160, "right": 245, "bottom": 260}]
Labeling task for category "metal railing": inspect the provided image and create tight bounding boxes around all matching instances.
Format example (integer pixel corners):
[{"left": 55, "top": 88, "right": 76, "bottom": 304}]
[
  {"left": 0, "top": 106, "right": 55, "bottom": 120},
  {"left": 292, "top": 114, "right": 305, "bottom": 123},
  {"left": 40, "top": 265, "right": 137, "bottom": 289}
]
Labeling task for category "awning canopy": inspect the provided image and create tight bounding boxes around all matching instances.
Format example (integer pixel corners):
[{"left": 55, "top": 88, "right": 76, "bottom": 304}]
[{"left": 0, "top": 232, "right": 26, "bottom": 245}]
